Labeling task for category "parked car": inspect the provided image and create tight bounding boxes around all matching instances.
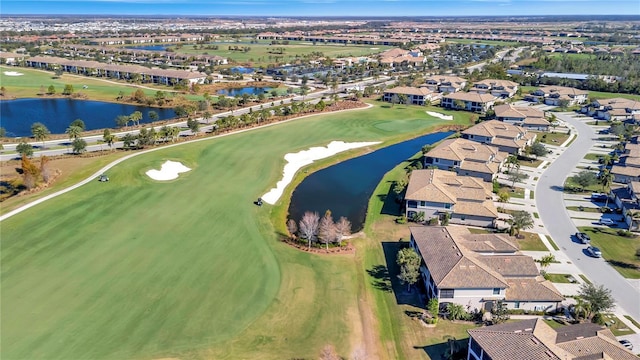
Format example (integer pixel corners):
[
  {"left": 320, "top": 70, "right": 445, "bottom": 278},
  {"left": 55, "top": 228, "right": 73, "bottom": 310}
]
[
  {"left": 586, "top": 246, "right": 602, "bottom": 258},
  {"left": 619, "top": 339, "right": 633, "bottom": 350},
  {"left": 599, "top": 218, "right": 616, "bottom": 226},
  {"left": 591, "top": 193, "right": 608, "bottom": 202},
  {"left": 576, "top": 232, "right": 591, "bottom": 244}
]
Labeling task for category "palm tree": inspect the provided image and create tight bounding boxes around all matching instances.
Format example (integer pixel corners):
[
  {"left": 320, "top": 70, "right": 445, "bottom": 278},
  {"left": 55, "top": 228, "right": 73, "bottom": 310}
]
[
  {"left": 505, "top": 154, "right": 519, "bottom": 173},
  {"left": 509, "top": 210, "right": 534, "bottom": 237},
  {"left": 103, "top": 129, "right": 115, "bottom": 151},
  {"left": 599, "top": 170, "right": 614, "bottom": 206},
  {"left": 538, "top": 253, "right": 556, "bottom": 274},
  {"left": 572, "top": 296, "right": 591, "bottom": 321},
  {"left": 66, "top": 125, "right": 82, "bottom": 140},
  {"left": 129, "top": 111, "right": 143, "bottom": 126},
  {"left": 31, "top": 122, "right": 50, "bottom": 149}
]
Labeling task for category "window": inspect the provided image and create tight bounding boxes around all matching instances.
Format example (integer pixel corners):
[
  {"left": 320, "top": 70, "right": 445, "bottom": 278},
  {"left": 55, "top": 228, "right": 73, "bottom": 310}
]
[
  {"left": 434, "top": 158, "right": 439, "bottom": 163},
  {"left": 514, "top": 301, "right": 520, "bottom": 309},
  {"left": 493, "top": 288, "right": 500, "bottom": 295},
  {"left": 440, "top": 289, "right": 454, "bottom": 298},
  {"left": 453, "top": 161, "right": 459, "bottom": 166},
  {"left": 407, "top": 201, "right": 417, "bottom": 208},
  {"left": 420, "top": 201, "right": 427, "bottom": 207},
  {"left": 444, "top": 203, "right": 451, "bottom": 209},
  {"left": 460, "top": 215, "right": 466, "bottom": 221}
]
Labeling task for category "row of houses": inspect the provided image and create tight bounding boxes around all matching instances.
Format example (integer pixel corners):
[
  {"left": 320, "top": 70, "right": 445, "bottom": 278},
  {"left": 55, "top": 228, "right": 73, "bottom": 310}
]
[
  {"left": 408, "top": 120, "right": 536, "bottom": 227},
  {"left": 612, "top": 141, "right": 640, "bottom": 185},
  {"left": 88, "top": 34, "right": 206, "bottom": 45},
  {"left": 581, "top": 97, "right": 640, "bottom": 122},
  {"left": 24, "top": 56, "right": 208, "bottom": 86}
]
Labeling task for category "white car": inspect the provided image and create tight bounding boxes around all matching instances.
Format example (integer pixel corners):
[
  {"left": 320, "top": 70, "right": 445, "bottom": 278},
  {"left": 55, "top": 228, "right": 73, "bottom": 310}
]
[{"left": 599, "top": 218, "right": 616, "bottom": 226}]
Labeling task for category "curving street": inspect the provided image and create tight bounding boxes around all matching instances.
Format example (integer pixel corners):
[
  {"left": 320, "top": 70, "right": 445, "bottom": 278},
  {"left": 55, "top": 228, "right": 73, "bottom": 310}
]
[{"left": 537, "top": 112, "right": 640, "bottom": 320}]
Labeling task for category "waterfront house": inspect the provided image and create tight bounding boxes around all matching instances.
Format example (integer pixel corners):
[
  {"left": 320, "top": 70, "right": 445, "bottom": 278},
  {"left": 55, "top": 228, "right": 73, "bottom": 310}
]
[
  {"left": 410, "top": 226, "right": 564, "bottom": 313},
  {"left": 405, "top": 169, "right": 498, "bottom": 227}
]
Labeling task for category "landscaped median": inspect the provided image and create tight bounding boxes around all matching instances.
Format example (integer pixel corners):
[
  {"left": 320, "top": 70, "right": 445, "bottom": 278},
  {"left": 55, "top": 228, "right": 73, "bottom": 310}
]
[{"left": 578, "top": 227, "right": 640, "bottom": 279}]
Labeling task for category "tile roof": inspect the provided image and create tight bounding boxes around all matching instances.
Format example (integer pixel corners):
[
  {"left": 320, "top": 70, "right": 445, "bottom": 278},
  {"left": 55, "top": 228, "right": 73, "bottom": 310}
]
[
  {"left": 384, "top": 86, "right": 435, "bottom": 97},
  {"left": 539, "top": 85, "right": 589, "bottom": 97},
  {"left": 494, "top": 104, "right": 545, "bottom": 120},
  {"left": 426, "top": 138, "right": 505, "bottom": 164},
  {"left": 443, "top": 91, "right": 497, "bottom": 103},
  {"left": 468, "top": 319, "right": 637, "bottom": 360},
  {"left": 505, "top": 277, "right": 564, "bottom": 302},
  {"left": 478, "top": 255, "right": 540, "bottom": 277},
  {"left": 473, "top": 79, "right": 519, "bottom": 90},
  {"left": 456, "top": 233, "right": 518, "bottom": 253},
  {"left": 424, "top": 75, "right": 467, "bottom": 86}
]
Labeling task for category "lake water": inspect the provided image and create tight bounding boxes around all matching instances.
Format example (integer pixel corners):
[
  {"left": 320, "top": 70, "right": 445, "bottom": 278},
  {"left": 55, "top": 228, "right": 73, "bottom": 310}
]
[
  {"left": 127, "top": 45, "right": 169, "bottom": 51},
  {"left": 0, "top": 98, "right": 176, "bottom": 137},
  {"left": 217, "top": 87, "right": 272, "bottom": 97},
  {"left": 230, "top": 66, "right": 255, "bottom": 74},
  {"left": 288, "top": 131, "right": 452, "bottom": 232}
]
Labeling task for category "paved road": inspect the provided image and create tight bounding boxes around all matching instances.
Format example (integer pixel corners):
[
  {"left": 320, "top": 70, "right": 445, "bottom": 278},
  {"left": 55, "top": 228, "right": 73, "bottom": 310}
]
[{"left": 536, "top": 112, "right": 640, "bottom": 320}]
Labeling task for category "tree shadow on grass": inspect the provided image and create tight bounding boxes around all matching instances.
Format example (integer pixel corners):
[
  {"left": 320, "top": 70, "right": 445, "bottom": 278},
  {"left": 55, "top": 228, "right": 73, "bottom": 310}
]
[
  {"left": 379, "top": 241, "right": 424, "bottom": 308},
  {"left": 378, "top": 181, "right": 403, "bottom": 217},
  {"left": 606, "top": 260, "right": 640, "bottom": 271},
  {"left": 366, "top": 264, "right": 392, "bottom": 293},
  {"left": 416, "top": 339, "right": 468, "bottom": 360}
]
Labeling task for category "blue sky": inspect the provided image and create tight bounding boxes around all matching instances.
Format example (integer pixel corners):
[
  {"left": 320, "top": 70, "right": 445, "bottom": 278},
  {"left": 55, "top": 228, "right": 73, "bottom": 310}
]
[{"left": 1, "top": 0, "right": 639, "bottom": 16}]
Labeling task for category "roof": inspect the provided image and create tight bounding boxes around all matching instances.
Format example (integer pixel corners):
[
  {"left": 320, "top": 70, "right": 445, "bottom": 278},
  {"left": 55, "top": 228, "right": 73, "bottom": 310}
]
[
  {"left": 443, "top": 91, "right": 497, "bottom": 103},
  {"left": 426, "top": 138, "right": 505, "bottom": 164},
  {"left": 384, "top": 86, "right": 434, "bottom": 97},
  {"left": 494, "top": 104, "right": 545, "bottom": 120},
  {"left": 468, "top": 319, "right": 636, "bottom": 360},
  {"left": 505, "top": 277, "right": 564, "bottom": 302},
  {"left": 462, "top": 120, "right": 535, "bottom": 150},
  {"left": 479, "top": 255, "right": 539, "bottom": 277},
  {"left": 473, "top": 79, "right": 519, "bottom": 90},
  {"left": 424, "top": 75, "right": 467, "bottom": 86},
  {"left": 405, "top": 169, "right": 499, "bottom": 218},
  {"left": 537, "top": 85, "right": 589, "bottom": 97}
]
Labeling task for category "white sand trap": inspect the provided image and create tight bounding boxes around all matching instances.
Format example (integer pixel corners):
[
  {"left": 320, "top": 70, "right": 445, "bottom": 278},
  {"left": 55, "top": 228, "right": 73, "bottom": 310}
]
[
  {"left": 426, "top": 111, "right": 454, "bottom": 121},
  {"left": 3, "top": 71, "right": 23, "bottom": 76},
  {"left": 369, "top": 47, "right": 379, "bottom": 50},
  {"left": 262, "top": 141, "right": 380, "bottom": 205},
  {"left": 146, "top": 160, "right": 191, "bottom": 181}
]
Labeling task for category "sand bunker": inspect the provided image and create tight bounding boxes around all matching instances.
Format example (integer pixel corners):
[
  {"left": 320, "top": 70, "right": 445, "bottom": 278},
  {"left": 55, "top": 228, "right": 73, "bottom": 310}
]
[
  {"left": 262, "top": 141, "right": 380, "bottom": 205},
  {"left": 426, "top": 111, "right": 453, "bottom": 121},
  {"left": 3, "top": 71, "right": 23, "bottom": 76},
  {"left": 146, "top": 160, "right": 191, "bottom": 181}
]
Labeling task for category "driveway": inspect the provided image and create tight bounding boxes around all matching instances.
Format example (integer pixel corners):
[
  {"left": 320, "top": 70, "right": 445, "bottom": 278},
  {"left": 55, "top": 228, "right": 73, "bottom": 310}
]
[{"left": 536, "top": 112, "right": 640, "bottom": 320}]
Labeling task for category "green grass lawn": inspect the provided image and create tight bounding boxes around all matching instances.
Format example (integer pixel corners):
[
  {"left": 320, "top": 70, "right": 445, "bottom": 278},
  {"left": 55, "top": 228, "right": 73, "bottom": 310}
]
[
  {"left": 172, "top": 40, "right": 391, "bottom": 67},
  {"left": 578, "top": 227, "right": 640, "bottom": 279},
  {"left": 545, "top": 273, "right": 572, "bottom": 283},
  {"left": 546, "top": 235, "right": 560, "bottom": 251},
  {"left": 588, "top": 90, "right": 640, "bottom": 102},
  {"left": 537, "top": 131, "right": 570, "bottom": 146},
  {"left": 0, "top": 65, "right": 181, "bottom": 102},
  {"left": 1, "top": 102, "right": 470, "bottom": 360},
  {"left": 516, "top": 231, "right": 549, "bottom": 251},
  {"left": 603, "top": 314, "right": 636, "bottom": 336}
]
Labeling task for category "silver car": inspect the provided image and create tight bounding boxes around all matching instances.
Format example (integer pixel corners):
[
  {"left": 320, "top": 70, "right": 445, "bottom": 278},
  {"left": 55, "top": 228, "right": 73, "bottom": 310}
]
[{"left": 586, "top": 246, "right": 602, "bottom": 258}]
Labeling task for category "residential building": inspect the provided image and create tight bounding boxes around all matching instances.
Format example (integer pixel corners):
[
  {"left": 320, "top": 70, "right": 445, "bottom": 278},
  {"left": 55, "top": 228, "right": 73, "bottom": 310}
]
[
  {"left": 0, "top": 52, "right": 26, "bottom": 65},
  {"left": 525, "top": 85, "right": 588, "bottom": 106},
  {"left": 24, "top": 56, "right": 207, "bottom": 86},
  {"left": 612, "top": 181, "right": 640, "bottom": 232},
  {"left": 471, "top": 79, "right": 519, "bottom": 98},
  {"left": 382, "top": 86, "right": 440, "bottom": 106},
  {"left": 582, "top": 97, "right": 640, "bottom": 122},
  {"left": 462, "top": 120, "right": 537, "bottom": 154},
  {"left": 423, "top": 138, "right": 507, "bottom": 182},
  {"left": 423, "top": 75, "right": 467, "bottom": 93},
  {"left": 410, "top": 226, "right": 563, "bottom": 312},
  {"left": 405, "top": 169, "right": 498, "bottom": 227},
  {"left": 441, "top": 92, "right": 497, "bottom": 113},
  {"left": 467, "top": 318, "right": 637, "bottom": 360},
  {"left": 378, "top": 47, "right": 426, "bottom": 67},
  {"left": 612, "top": 142, "right": 640, "bottom": 184},
  {"left": 494, "top": 104, "right": 550, "bottom": 131}
]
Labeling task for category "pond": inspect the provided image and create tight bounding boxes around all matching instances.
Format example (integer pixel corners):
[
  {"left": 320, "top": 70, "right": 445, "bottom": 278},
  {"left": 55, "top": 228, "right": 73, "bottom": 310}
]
[
  {"left": 0, "top": 98, "right": 176, "bottom": 137},
  {"left": 230, "top": 66, "right": 255, "bottom": 74},
  {"left": 288, "top": 131, "right": 452, "bottom": 232},
  {"left": 127, "top": 45, "right": 170, "bottom": 51},
  {"left": 217, "top": 87, "right": 272, "bottom": 97}
]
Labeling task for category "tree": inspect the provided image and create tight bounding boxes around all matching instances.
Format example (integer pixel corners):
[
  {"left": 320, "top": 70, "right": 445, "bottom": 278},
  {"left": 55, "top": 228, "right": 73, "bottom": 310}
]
[
  {"left": 318, "top": 210, "right": 336, "bottom": 250},
  {"left": 72, "top": 138, "right": 87, "bottom": 154},
  {"left": 129, "top": 111, "right": 143, "bottom": 126},
  {"left": 505, "top": 154, "right": 519, "bottom": 173},
  {"left": 121, "top": 133, "right": 136, "bottom": 149},
  {"left": 21, "top": 154, "right": 40, "bottom": 190},
  {"left": 578, "top": 283, "right": 615, "bottom": 316},
  {"left": 572, "top": 296, "right": 591, "bottom": 321},
  {"left": 70, "top": 119, "right": 86, "bottom": 130},
  {"left": 31, "top": 122, "right": 50, "bottom": 149},
  {"left": 509, "top": 210, "right": 534, "bottom": 237},
  {"left": 491, "top": 300, "right": 510, "bottom": 324},
  {"left": 103, "top": 129, "right": 115, "bottom": 151},
  {"left": 571, "top": 171, "right": 597, "bottom": 191},
  {"left": 507, "top": 168, "right": 527, "bottom": 188},
  {"left": 16, "top": 142, "right": 34, "bottom": 157},
  {"left": 396, "top": 247, "right": 421, "bottom": 292},
  {"left": 40, "top": 155, "right": 52, "bottom": 183},
  {"left": 286, "top": 219, "right": 298, "bottom": 239},
  {"left": 538, "top": 253, "right": 556, "bottom": 274},
  {"left": 65, "top": 125, "right": 82, "bottom": 140},
  {"left": 62, "top": 84, "right": 74, "bottom": 95},
  {"left": 47, "top": 85, "right": 56, "bottom": 95},
  {"left": 598, "top": 169, "right": 613, "bottom": 193},
  {"left": 187, "top": 118, "right": 200, "bottom": 134},
  {"left": 299, "top": 211, "right": 320, "bottom": 250},
  {"left": 334, "top": 216, "right": 351, "bottom": 245},
  {"left": 0, "top": 127, "right": 6, "bottom": 138},
  {"left": 498, "top": 190, "right": 510, "bottom": 203},
  {"left": 529, "top": 142, "right": 547, "bottom": 159},
  {"left": 427, "top": 298, "right": 439, "bottom": 318},
  {"left": 148, "top": 110, "right": 159, "bottom": 123}
]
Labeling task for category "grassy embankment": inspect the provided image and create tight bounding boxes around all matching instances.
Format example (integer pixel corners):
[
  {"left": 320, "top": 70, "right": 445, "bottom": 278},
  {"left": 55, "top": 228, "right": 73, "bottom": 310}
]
[
  {"left": 578, "top": 227, "right": 640, "bottom": 279},
  {"left": 1, "top": 102, "right": 473, "bottom": 360}
]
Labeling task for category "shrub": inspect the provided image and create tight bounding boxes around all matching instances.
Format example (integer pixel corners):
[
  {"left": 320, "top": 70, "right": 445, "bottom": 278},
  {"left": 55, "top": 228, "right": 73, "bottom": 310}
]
[
  {"left": 396, "top": 216, "right": 407, "bottom": 224},
  {"left": 592, "top": 312, "right": 606, "bottom": 325},
  {"left": 427, "top": 217, "right": 439, "bottom": 226}
]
